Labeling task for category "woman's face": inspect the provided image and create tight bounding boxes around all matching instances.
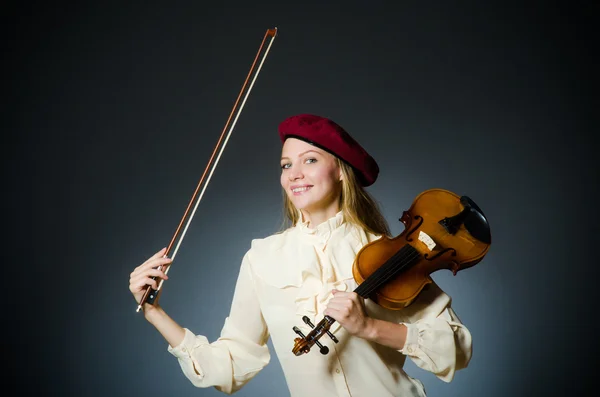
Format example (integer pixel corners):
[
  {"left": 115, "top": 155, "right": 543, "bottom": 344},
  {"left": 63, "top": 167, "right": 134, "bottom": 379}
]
[{"left": 280, "top": 138, "right": 342, "bottom": 218}]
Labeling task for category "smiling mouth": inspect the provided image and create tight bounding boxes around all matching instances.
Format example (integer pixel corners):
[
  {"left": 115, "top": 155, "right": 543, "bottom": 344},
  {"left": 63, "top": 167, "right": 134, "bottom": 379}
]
[{"left": 292, "top": 186, "right": 311, "bottom": 193}]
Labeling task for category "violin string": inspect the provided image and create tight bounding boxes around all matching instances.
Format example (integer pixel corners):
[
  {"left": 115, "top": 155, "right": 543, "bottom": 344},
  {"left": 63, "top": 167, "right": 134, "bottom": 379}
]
[
  {"left": 358, "top": 249, "right": 420, "bottom": 298},
  {"left": 375, "top": 247, "right": 421, "bottom": 292},
  {"left": 354, "top": 245, "right": 413, "bottom": 297},
  {"left": 356, "top": 245, "right": 421, "bottom": 297},
  {"left": 355, "top": 245, "right": 421, "bottom": 297},
  {"left": 362, "top": 249, "right": 420, "bottom": 297}
]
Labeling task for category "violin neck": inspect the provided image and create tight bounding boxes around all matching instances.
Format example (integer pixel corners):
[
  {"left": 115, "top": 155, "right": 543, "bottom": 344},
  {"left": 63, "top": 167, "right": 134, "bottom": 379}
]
[{"left": 354, "top": 244, "right": 420, "bottom": 299}]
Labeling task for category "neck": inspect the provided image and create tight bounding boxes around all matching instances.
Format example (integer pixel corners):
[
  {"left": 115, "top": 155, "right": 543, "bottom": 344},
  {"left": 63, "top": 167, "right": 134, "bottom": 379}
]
[{"left": 301, "top": 206, "right": 340, "bottom": 229}]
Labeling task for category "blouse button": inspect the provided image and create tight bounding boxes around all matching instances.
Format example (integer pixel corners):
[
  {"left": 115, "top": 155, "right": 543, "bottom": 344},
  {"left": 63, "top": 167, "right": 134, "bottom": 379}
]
[{"left": 335, "top": 368, "right": 340, "bottom": 374}]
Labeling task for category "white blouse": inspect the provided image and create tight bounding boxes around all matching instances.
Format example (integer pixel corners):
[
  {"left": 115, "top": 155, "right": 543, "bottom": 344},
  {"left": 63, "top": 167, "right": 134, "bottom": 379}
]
[{"left": 168, "top": 211, "right": 472, "bottom": 396}]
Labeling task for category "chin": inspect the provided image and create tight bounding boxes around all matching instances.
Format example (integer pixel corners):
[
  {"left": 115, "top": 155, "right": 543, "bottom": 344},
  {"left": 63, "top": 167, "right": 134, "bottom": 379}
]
[{"left": 291, "top": 201, "right": 311, "bottom": 211}]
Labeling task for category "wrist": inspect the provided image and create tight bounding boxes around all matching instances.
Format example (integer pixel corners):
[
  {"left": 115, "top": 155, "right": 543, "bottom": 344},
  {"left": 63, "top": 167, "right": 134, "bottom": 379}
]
[
  {"left": 360, "top": 319, "right": 408, "bottom": 350},
  {"left": 143, "top": 304, "right": 164, "bottom": 324},
  {"left": 362, "top": 317, "right": 379, "bottom": 341}
]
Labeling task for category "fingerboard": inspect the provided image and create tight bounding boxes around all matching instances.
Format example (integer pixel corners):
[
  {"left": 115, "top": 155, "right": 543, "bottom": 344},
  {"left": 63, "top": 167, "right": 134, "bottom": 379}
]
[{"left": 354, "top": 244, "right": 421, "bottom": 298}]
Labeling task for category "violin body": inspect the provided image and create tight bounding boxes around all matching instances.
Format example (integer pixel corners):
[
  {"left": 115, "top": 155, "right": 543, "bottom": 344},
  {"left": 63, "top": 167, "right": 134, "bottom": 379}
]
[
  {"left": 352, "top": 188, "right": 491, "bottom": 310},
  {"left": 292, "top": 188, "right": 491, "bottom": 356}
]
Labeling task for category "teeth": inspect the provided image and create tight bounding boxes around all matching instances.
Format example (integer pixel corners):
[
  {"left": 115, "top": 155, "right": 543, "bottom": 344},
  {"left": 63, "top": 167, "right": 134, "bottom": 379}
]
[{"left": 292, "top": 187, "right": 310, "bottom": 193}]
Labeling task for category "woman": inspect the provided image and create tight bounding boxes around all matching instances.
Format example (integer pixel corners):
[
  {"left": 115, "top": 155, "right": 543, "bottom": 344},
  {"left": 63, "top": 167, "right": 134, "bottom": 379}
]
[{"left": 129, "top": 113, "right": 472, "bottom": 396}]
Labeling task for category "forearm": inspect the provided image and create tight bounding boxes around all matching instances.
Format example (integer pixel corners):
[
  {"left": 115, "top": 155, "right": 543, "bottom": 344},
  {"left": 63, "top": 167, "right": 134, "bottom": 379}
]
[
  {"left": 362, "top": 318, "right": 408, "bottom": 350},
  {"left": 144, "top": 306, "right": 186, "bottom": 348}
]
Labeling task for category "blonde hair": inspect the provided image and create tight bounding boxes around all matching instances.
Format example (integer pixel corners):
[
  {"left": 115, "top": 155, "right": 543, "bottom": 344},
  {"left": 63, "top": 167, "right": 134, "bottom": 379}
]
[{"left": 280, "top": 158, "right": 391, "bottom": 237}]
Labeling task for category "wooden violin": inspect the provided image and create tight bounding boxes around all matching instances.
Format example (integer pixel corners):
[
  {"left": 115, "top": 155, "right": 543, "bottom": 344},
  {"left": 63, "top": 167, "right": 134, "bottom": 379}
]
[{"left": 292, "top": 188, "right": 492, "bottom": 356}]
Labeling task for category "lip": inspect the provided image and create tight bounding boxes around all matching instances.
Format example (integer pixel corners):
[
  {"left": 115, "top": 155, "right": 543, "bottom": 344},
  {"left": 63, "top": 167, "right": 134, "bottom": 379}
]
[{"left": 290, "top": 185, "right": 313, "bottom": 195}]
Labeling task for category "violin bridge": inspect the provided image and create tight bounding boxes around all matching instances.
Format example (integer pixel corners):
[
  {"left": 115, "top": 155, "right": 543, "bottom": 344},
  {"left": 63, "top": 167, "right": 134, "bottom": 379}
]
[{"left": 418, "top": 231, "right": 436, "bottom": 251}]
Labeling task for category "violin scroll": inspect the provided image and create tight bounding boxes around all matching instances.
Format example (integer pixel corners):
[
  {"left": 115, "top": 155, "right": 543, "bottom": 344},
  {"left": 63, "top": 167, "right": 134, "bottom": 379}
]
[{"left": 292, "top": 315, "right": 338, "bottom": 356}]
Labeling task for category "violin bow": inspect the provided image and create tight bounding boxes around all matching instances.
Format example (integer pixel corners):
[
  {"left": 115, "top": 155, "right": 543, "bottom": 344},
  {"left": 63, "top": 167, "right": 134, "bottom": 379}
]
[{"left": 136, "top": 27, "right": 278, "bottom": 312}]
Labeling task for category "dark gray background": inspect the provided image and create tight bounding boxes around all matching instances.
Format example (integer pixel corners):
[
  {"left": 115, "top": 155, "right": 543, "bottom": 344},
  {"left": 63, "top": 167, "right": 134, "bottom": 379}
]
[{"left": 4, "top": 1, "right": 597, "bottom": 396}]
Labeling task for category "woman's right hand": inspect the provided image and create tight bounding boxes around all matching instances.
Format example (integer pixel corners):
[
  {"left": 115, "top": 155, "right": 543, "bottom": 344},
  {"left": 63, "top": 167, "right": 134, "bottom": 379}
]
[{"left": 129, "top": 247, "right": 172, "bottom": 312}]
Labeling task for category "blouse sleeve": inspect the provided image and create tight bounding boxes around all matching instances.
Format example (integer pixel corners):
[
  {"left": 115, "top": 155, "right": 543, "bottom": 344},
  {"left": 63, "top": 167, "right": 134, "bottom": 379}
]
[
  {"left": 398, "top": 282, "right": 473, "bottom": 383},
  {"left": 167, "top": 252, "right": 270, "bottom": 394}
]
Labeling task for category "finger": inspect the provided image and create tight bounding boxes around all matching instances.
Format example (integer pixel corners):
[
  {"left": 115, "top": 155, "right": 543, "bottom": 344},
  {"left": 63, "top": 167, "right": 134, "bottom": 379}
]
[
  {"left": 142, "top": 247, "right": 170, "bottom": 266},
  {"left": 138, "top": 276, "right": 159, "bottom": 291},
  {"left": 146, "top": 268, "right": 169, "bottom": 280},
  {"left": 152, "top": 247, "right": 167, "bottom": 259},
  {"left": 326, "top": 301, "right": 343, "bottom": 311},
  {"left": 130, "top": 259, "right": 168, "bottom": 280},
  {"left": 129, "top": 269, "right": 168, "bottom": 285},
  {"left": 348, "top": 292, "right": 362, "bottom": 302},
  {"left": 132, "top": 251, "right": 169, "bottom": 274},
  {"left": 328, "top": 303, "right": 352, "bottom": 317},
  {"left": 323, "top": 307, "right": 337, "bottom": 319},
  {"left": 331, "top": 290, "right": 351, "bottom": 298},
  {"left": 142, "top": 256, "right": 172, "bottom": 271},
  {"left": 130, "top": 267, "right": 169, "bottom": 286},
  {"left": 326, "top": 298, "right": 352, "bottom": 310},
  {"left": 329, "top": 293, "right": 355, "bottom": 306},
  {"left": 325, "top": 307, "right": 350, "bottom": 321},
  {"left": 130, "top": 275, "right": 159, "bottom": 293}
]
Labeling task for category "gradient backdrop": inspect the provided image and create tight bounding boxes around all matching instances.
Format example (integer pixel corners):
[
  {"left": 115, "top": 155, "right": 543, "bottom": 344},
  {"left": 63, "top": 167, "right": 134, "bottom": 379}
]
[{"left": 4, "top": 1, "right": 597, "bottom": 396}]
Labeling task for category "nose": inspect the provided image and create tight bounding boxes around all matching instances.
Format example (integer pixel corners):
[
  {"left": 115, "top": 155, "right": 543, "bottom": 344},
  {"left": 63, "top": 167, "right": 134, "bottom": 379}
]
[{"left": 288, "top": 165, "right": 303, "bottom": 181}]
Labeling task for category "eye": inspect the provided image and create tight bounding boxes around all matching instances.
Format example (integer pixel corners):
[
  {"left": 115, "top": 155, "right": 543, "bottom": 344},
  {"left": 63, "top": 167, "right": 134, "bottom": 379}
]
[
  {"left": 305, "top": 158, "right": 317, "bottom": 164},
  {"left": 281, "top": 162, "right": 291, "bottom": 170}
]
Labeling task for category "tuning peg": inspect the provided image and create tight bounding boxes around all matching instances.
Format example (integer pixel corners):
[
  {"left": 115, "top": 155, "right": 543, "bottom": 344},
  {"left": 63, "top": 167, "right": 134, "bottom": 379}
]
[
  {"left": 302, "top": 316, "right": 313, "bottom": 328},
  {"left": 302, "top": 315, "right": 339, "bottom": 343},
  {"left": 293, "top": 326, "right": 305, "bottom": 336},
  {"left": 317, "top": 343, "right": 329, "bottom": 354},
  {"left": 293, "top": 326, "right": 329, "bottom": 355}
]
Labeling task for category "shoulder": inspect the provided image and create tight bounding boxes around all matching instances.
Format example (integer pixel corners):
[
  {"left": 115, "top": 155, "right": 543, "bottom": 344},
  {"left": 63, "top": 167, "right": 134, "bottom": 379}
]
[
  {"left": 244, "top": 227, "right": 303, "bottom": 288},
  {"left": 245, "top": 227, "right": 299, "bottom": 264}
]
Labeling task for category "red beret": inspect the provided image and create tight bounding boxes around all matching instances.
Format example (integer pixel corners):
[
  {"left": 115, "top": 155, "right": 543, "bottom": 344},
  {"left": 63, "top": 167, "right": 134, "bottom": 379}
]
[{"left": 278, "top": 114, "right": 379, "bottom": 186}]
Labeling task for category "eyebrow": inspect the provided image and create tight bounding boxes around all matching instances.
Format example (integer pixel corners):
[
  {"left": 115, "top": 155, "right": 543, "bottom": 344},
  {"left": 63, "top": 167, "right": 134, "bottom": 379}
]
[{"left": 280, "top": 149, "right": 322, "bottom": 161}]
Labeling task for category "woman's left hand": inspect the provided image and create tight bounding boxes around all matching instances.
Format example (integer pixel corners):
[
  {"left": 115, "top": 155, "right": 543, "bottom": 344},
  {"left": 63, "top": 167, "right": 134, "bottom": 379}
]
[{"left": 324, "top": 289, "right": 373, "bottom": 339}]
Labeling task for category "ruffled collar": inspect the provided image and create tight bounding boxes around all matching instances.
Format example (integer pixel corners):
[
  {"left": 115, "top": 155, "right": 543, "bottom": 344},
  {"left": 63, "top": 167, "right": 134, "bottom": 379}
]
[
  {"left": 292, "top": 210, "right": 350, "bottom": 334},
  {"left": 296, "top": 210, "right": 345, "bottom": 238}
]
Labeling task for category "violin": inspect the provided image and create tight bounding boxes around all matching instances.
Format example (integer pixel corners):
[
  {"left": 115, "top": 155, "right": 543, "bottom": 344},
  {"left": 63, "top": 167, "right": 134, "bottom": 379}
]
[{"left": 292, "top": 188, "right": 492, "bottom": 356}]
